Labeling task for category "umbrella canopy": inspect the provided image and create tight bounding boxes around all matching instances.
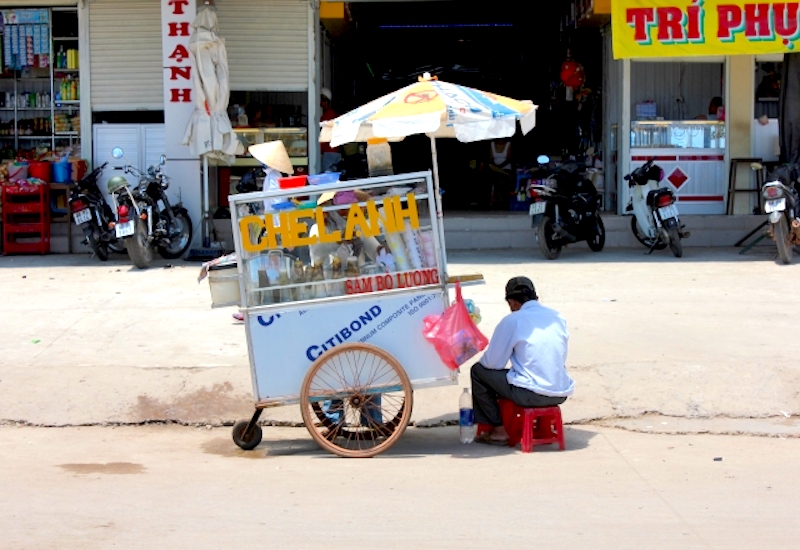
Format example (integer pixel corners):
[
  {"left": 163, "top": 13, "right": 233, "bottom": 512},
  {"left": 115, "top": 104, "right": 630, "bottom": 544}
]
[
  {"left": 182, "top": 6, "right": 243, "bottom": 165},
  {"left": 320, "top": 74, "right": 538, "bottom": 148}
]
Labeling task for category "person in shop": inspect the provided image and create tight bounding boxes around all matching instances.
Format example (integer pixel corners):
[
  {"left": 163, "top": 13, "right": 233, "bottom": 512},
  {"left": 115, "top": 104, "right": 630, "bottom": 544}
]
[
  {"left": 471, "top": 276, "right": 575, "bottom": 445},
  {"left": 320, "top": 88, "right": 342, "bottom": 172},
  {"left": 695, "top": 97, "right": 724, "bottom": 121},
  {"left": 231, "top": 140, "right": 295, "bottom": 322},
  {"left": 756, "top": 64, "right": 781, "bottom": 99},
  {"left": 476, "top": 137, "right": 514, "bottom": 209},
  {"left": 244, "top": 102, "right": 277, "bottom": 128}
]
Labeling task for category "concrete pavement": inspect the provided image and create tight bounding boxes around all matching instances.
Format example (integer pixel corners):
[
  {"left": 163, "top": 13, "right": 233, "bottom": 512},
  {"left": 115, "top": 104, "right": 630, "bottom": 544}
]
[
  {"left": 2, "top": 424, "right": 799, "bottom": 549},
  {"left": 0, "top": 247, "right": 798, "bottom": 436}
]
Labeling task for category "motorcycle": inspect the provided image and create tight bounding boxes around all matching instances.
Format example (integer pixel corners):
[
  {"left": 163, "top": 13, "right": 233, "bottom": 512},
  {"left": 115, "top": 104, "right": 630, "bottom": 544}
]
[
  {"left": 108, "top": 147, "right": 193, "bottom": 269},
  {"left": 68, "top": 161, "right": 124, "bottom": 260},
  {"left": 527, "top": 155, "right": 605, "bottom": 260},
  {"left": 624, "top": 158, "right": 689, "bottom": 257},
  {"left": 758, "top": 163, "right": 800, "bottom": 264}
]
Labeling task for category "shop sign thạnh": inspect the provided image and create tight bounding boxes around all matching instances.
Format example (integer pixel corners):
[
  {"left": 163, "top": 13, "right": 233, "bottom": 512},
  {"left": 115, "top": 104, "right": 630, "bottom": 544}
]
[
  {"left": 612, "top": 0, "right": 800, "bottom": 59},
  {"left": 162, "top": 0, "right": 196, "bottom": 159}
]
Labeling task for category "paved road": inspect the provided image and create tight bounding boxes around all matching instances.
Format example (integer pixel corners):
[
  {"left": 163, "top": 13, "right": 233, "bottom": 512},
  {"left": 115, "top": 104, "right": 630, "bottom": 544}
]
[
  {"left": 2, "top": 424, "right": 798, "bottom": 549},
  {"left": 0, "top": 248, "right": 798, "bottom": 436}
]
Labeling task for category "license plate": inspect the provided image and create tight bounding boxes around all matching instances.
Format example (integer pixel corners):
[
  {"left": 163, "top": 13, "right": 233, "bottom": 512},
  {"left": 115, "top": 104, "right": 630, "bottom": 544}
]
[
  {"left": 72, "top": 209, "right": 92, "bottom": 225},
  {"left": 764, "top": 198, "right": 786, "bottom": 213},
  {"left": 658, "top": 204, "right": 679, "bottom": 220},
  {"left": 529, "top": 201, "right": 546, "bottom": 216},
  {"left": 115, "top": 221, "right": 135, "bottom": 238}
]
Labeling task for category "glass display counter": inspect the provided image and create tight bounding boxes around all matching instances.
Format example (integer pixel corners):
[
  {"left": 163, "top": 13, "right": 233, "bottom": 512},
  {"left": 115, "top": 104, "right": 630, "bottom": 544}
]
[
  {"left": 232, "top": 127, "right": 308, "bottom": 168},
  {"left": 631, "top": 120, "right": 725, "bottom": 149},
  {"left": 627, "top": 120, "right": 726, "bottom": 215}
]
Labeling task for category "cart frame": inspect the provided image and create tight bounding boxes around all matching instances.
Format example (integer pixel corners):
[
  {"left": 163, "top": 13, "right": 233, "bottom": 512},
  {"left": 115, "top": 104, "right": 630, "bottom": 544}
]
[{"left": 228, "top": 171, "right": 460, "bottom": 457}]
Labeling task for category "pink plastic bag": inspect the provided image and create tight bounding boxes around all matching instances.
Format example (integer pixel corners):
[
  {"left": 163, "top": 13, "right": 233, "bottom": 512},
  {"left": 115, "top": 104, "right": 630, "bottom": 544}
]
[{"left": 423, "top": 282, "right": 489, "bottom": 370}]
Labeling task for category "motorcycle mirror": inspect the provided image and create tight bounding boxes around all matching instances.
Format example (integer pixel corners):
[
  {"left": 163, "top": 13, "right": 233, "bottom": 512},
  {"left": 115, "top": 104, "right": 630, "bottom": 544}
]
[
  {"left": 159, "top": 155, "right": 166, "bottom": 166},
  {"left": 536, "top": 155, "right": 550, "bottom": 165},
  {"left": 112, "top": 147, "right": 124, "bottom": 159}
]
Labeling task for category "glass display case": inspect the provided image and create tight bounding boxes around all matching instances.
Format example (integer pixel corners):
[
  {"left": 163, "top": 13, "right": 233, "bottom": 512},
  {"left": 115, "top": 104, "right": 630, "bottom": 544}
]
[
  {"left": 233, "top": 127, "right": 308, "bottom": 168},
  {"left": 231, "top": 173, "right": 442, "bottom": 310},
  {"left": 630, "top": 120, "right": 725, "bottom": 149}
]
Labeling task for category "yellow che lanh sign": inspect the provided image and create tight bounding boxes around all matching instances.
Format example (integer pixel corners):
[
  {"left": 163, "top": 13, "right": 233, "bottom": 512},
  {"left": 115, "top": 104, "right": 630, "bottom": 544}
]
[
  {"left": 239, "top": 193, "right": 420, "bottom": 253},
  {"left": 612, "top": 0, "right": 800, "bottom": 58}
]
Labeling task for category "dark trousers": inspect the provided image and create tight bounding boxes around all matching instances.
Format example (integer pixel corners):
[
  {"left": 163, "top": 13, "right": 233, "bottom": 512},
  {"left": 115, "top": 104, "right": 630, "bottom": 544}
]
[{"left": 470, "top": 363, "right": 567, "bottom": 426}]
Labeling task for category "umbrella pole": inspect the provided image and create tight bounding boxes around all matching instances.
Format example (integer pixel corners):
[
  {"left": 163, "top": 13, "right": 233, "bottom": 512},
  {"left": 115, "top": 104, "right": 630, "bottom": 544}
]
[
  {"left": 203, "top": 154, "right": 210, "bottom": 248},
  {"left": 429, "top": 136, "right": 448, "bottom": 268}
]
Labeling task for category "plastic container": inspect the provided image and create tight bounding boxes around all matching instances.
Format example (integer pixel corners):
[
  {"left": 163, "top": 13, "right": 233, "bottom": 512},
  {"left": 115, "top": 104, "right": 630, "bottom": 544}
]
[
  {"left": 208, "top": 263, "right": 241, "bottom": 308},
  {"left": 53, "top": 161, "right": 70, "bottom": 183},
  {"left": 307, "top": 172, "right": 341, "bottom": 186},
  {"left": 277, "top": 175, "right": 307, "bottom": 189},
  {"left": 459, "top": 387, "right": 476, "bottom": 444},
  {"left": 28, "top": 161, "right": 52, "bottom": 183},
  {"left": 367, "top": 138, "right": 394, "bottom": 177},
  {"left": 8, "top": 163, "right": 28, "bottom": 181}
]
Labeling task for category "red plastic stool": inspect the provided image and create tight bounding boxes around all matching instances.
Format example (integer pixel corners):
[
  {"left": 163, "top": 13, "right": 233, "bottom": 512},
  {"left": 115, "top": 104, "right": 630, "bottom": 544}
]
[{"left": 499, "top": 399, "right": 565, "bottom": 452}]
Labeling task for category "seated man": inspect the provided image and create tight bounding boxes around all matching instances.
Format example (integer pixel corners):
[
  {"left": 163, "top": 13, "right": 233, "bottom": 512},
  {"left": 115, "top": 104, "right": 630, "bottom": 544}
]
[{"left": 471, "top": 276, "right": 575, "bottom": 444}]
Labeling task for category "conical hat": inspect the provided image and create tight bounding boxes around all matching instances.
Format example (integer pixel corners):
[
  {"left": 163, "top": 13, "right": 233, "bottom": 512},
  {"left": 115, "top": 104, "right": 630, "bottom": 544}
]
[{"left": 249, "top": 141, "right": 293, "bottom": 174}]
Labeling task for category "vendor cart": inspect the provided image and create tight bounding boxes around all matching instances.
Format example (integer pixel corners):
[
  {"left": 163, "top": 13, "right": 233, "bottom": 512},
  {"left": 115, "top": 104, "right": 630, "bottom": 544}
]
[{"left": 228, "top": 170, "right": 466, "bottom": 458}]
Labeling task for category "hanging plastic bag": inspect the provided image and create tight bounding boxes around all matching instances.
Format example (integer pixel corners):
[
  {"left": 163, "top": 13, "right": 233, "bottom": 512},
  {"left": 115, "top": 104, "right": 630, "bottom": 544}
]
[{"left": 422, "top": 282, "right": 489, "bottom": 370}]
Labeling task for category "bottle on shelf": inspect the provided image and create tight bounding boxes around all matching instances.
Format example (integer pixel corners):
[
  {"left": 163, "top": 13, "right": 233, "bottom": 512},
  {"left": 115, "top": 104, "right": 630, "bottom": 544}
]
[{"left": 57, "top": 46, "right": 65, "bottom": 69}]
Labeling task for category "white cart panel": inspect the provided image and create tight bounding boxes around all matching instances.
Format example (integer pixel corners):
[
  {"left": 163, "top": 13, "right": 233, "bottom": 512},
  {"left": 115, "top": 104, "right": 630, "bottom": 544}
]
[{"left": 247, "top": 292, "right": 453, "bottom": 404}]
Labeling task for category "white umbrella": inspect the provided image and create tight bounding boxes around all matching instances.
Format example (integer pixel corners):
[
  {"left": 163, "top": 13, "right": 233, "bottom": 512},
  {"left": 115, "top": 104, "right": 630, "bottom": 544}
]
[
  {"left": 182, "top": 6, "right": 242, "bottom": 163},
  {"left": 182, "top": 5, "right": 243, "bottom": 250}
]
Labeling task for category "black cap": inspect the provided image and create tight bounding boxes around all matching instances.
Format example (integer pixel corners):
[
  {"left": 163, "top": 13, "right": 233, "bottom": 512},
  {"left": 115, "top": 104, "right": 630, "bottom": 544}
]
[{"left": 505, "top": 276, "right": 536, "bottom": 300}]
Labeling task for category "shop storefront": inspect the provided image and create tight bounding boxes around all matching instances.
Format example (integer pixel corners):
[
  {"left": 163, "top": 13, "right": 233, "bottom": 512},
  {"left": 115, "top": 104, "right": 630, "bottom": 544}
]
[
  {"left": 606, "top": 0, "right": 794, "bottom": 216},
  {"left": 0, "top": 1, "right": 88, "bottom": 253}
]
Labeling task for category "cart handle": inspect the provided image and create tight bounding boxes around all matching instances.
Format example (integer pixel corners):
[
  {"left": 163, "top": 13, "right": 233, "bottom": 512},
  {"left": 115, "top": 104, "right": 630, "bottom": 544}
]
[{"left": 446, "top": 274, "right": 485, "bottom": 286}]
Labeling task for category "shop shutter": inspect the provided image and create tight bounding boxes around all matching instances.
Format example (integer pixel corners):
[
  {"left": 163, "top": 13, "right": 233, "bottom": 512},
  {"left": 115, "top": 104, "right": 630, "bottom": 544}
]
[
  {"left": 216, "top": 0, "right": 309, "bottom": 91},
  {"left": 89, "top": 0, "right": 163, "bottom": 111}
]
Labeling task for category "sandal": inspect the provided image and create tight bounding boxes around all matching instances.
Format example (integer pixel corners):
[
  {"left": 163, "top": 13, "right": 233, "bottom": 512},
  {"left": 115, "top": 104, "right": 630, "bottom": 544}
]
[{"left": 475, "top": 432, "right": 509, "bottom": 446}]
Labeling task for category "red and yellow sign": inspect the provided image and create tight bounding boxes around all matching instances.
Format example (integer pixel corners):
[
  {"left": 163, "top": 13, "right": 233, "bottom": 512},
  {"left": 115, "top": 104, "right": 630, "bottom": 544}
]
[{"left": 612, "top": 0, "right": 800, "bottom": 58}]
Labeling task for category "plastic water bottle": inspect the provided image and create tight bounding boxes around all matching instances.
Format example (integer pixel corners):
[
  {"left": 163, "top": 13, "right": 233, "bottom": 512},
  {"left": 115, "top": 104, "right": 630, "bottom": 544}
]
[{"left": 459, "top": 388, "right": 476, "bottom": 444}]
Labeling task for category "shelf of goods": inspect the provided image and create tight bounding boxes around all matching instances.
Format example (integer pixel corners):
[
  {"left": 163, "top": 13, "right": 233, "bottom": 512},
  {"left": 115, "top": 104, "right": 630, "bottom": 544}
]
[
  {"left": 2, "top": 183, "right": 49, "bottom": 255},
  {"left": 0, "top": 7, "right": 81, "bottom": 155}
]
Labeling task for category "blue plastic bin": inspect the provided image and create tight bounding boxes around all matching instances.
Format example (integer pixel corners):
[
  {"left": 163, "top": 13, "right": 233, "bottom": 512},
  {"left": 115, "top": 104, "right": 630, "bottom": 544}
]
[{"left": 307, "top": 172, "right": 341, "bottom": 186}]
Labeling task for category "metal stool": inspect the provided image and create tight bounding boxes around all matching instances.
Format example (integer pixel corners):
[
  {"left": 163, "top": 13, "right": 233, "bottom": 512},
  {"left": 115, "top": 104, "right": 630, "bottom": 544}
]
[{"left": 727, "top": 157, "right": 764, "bottom": 215}]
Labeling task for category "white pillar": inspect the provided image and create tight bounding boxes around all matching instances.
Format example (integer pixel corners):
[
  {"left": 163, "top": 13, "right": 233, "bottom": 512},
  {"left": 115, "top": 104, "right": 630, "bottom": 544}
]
[
  {"left": 307, "top": 2, "right": 320, "bottom": 175},
  {"left": 619, "top": 58, "right": 631, "bottom": 215}
]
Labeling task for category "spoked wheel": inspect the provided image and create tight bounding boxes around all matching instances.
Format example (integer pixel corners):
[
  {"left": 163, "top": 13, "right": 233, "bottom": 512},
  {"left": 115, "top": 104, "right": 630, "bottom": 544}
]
[
  {"left": 537, "top": 215, "right": 562, "bottom": 260},
  {"left": 587, "top": 216, "right": 606, "bottom": 252},
  {"left": 774, "top": 217, "right": 793, "bottom": 264},
  {"left": 630, "top": 216, "right": 667, "bottom": 250},
  {"left": 300, "top": 343, "right": 413, "bottom": 458},
  {"left": 158, "top": 210, "right": 193, "bottom": 259},
  {"left": 668, "top": 226, "right": 683, "bottom": 258}
]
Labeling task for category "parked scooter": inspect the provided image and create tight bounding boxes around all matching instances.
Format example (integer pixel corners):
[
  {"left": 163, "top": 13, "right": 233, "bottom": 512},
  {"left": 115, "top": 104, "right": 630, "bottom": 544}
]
[
  {"left": 624, "top": 158, "right": 689, "bottom": 257},
  {"left": 108, "top": 147, "right": 193, "bottom": 269},
  {"left": 68, "top": 161, "right": 124, "bottom": 260},
  {"left": 757, "top": 162, "right": 800, "bottom": 264},
  {"left": 527, "top": 155, "right": 605, "bottom": 260}
]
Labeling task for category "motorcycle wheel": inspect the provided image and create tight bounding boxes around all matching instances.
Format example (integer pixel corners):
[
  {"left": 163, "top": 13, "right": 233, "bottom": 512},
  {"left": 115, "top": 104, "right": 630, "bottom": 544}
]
[
  {"left": 774, "top": 216, "right": 793, "bottom": 264},
  {"left": 109, "top": 240, "right": 127, "bottom": 255},
  {"left": 537, "top": 215, "right": 562, "bottom": 260},
  {"left": 126, "top": 218, "right": 154, "bottom": 269},
  {"left": 158, "top": 211, "right": 193, "bottom": 259},
  {"left": 668, "top": 226, "right": 683, "bottom": 258},
  {"left": 630, "top": 216, "right": 667, "bottom": 250},
  {"left": 83, "top": 225, "right": 109, "bottom": 261},
  {"left": 587, "top": 216, "right": 606, "bottom": 252}
]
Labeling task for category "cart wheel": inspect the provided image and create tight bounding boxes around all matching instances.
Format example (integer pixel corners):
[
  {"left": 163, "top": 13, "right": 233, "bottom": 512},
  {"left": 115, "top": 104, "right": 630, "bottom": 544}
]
[
  {"left": 300, "top": 343, "right": 413, "bottom": 458},
  {"left": 232, "top": 420, "right": 263, "bottom": 451}
]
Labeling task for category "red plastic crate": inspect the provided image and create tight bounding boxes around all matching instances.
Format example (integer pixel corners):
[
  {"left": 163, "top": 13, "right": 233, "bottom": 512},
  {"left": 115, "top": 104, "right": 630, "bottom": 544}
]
[{"left": 2, "top": 184, "right": 50, "bottom": 255}]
